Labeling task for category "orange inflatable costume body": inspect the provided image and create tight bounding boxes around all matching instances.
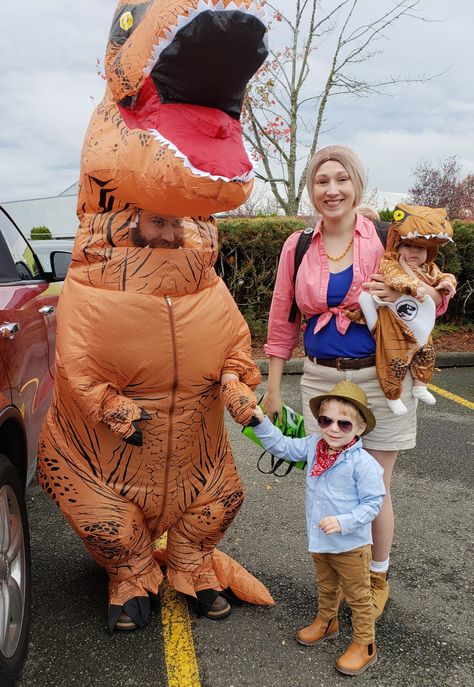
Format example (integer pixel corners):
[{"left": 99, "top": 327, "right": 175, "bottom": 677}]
[
  {"left": 37, "top": 0, "right": 274, "bottom": 631},
  {"left": 359, "top": 204, "right": 456, "bottom": 415}
]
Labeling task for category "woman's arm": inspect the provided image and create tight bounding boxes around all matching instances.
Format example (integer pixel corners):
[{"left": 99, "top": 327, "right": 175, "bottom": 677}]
[
  {"left": 262, "top": 356, "right": 286, "bottom": 423},
  {"left": 362, "top": 273, "right": 401, "bottom": 302},
  {"left": 263, "top": 233, "right": 304, "bottom": 423}
]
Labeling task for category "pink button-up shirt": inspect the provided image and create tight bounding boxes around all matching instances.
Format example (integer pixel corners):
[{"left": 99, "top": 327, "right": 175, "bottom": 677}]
[{"left": 264, "top": 214, "right": 450, "bottom": 361}]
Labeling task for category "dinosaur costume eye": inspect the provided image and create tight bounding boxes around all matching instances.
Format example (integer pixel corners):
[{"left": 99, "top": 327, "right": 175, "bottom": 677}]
[
  {"left": 393, "top": 209, "right": 406, "bottom": 222},
  {"left": 119, "top": 11, "right": 134, "bottom": 31},
  {"left": 109, "top": 3, "right": 147, "bottom": 46}
]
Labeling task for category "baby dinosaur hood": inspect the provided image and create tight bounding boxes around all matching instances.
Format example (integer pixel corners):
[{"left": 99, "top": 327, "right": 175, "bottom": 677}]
[
  {"left": 386, "top": 203, "right": 453, "bottom": 262},
  {"left": 79, "top": 0, "right": 268, "bottom": 217}
]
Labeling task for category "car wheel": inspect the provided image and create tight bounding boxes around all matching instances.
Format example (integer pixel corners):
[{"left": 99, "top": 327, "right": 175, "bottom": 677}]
[{"left": 0, "top": 453, "right": 31, "bottom": 686}]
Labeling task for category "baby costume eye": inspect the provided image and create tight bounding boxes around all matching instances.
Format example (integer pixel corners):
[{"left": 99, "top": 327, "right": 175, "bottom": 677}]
[{"left": 393, "top": 209, "right": 406, "bottom": 222}]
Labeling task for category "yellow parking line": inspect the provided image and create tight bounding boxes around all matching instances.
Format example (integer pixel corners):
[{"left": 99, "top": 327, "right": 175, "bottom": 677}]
[
  {"left": 155, "top": 533, "right": 201, "bottom": 687},
  {"left": 160, "top": 582, "right": 201, "bottom": 687},
  {"left": 428, "top": 384, "right": 474, "bottom": 411}
]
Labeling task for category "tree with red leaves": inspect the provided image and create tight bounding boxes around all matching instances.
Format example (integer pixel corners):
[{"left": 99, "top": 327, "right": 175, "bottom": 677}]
[
  {"left": 244, "top": 0, "right": 435, "bottom": 215},
  {"left": 407, "top": 156, "right": 474, "bottom": 221}
]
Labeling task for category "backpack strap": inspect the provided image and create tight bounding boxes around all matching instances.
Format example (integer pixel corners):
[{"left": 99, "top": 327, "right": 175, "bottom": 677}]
[
  {"left": 288, "top": 228, "right": 314, "bottom": 323},
  {"left": 374, "top": 219, "right": 390, "bottom": 248}
]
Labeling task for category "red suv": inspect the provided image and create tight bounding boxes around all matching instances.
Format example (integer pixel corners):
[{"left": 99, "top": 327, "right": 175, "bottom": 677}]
[{"left": 0, "top": 205, "right": 71, "bottom": 685}]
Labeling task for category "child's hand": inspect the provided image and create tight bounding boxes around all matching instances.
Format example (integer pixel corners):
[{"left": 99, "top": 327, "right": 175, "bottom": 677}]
[
  {"left": 253, "top": 405, "right": 265, "bottom": 423},
  {"left": 319, "top": 516, "right": 341, "bottom": 535},
  {"left": 435, "top": 280, "right": 456, "bottom": 297}
]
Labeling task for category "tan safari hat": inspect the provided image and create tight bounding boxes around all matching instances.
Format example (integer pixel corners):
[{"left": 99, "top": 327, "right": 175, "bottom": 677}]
[{"left": 309, "top": 381, "right": 376, "bottom": 436}]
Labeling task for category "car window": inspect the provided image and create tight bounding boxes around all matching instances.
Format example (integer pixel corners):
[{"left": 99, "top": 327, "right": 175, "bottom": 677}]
[
  {"left": 0, "top": 209, "right": 41, "bottom": 280},
  {"left": 32, "top": 241, "right": 74, "bottom": 272}
]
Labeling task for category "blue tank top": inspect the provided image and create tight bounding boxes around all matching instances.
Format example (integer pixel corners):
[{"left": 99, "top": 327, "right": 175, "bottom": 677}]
[{"left": 303, "top": 266, "right": 376, "bottom": 358}]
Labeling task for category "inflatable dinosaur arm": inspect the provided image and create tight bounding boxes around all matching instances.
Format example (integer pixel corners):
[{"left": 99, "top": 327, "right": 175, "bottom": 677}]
[
  {"left": 59, "top": 354, "right": 146, "bottom": 444},
  {"left": 221, "top": 320, "right": 261, "bottom": 390},
  {"left": 220, "top": 318, "right": 260, "bottom": 426},
  {"left": 221, "top": 380, "right": 257, "bottom": 427},
  {"left": 379, "top": 254, "right": 421, "bottom": 297}
]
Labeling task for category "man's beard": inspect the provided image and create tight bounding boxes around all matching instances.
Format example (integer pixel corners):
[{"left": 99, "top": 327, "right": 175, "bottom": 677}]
[{"left": 130, "top": 225, "right": 184, "bottom": 249}]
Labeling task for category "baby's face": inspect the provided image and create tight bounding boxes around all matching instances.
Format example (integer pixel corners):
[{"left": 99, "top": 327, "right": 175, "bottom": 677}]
[{"left": 397, "top": 242, "right": 428, "bottom": 266}]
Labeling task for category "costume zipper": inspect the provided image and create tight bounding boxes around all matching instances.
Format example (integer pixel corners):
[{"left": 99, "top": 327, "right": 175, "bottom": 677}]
[{"left": 155, "top": 295, "right": 178, "bottom": 530}]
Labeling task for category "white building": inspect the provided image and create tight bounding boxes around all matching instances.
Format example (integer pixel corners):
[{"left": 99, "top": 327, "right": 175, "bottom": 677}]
[
  {"left": 1, "top": 183, "right": 80, "bottom": 239},
  {"left": 1, "top": 182, "right": 405, "bottom": 240}
]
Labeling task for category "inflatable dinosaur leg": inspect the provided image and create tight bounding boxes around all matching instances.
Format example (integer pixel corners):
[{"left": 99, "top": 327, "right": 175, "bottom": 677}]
[
  {"left": 38, "top": 451, "right": 164, "bottom": 610},
  {"left": 165, "top": 449, "right": 244, "bottom": 597},
  {"left": 373, "top": 308, "right": 419, "bottom": 414},
  {"left": 410, "top": 337, "right": 435, "bottom": 385},
  {"left": 162, "top": 451, "right": 274, "bottom": 607}
]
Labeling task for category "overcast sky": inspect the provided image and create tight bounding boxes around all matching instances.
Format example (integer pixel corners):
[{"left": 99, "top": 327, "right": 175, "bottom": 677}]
[{"left": 1, "top": 1, "right": 473, "bottom": 205}]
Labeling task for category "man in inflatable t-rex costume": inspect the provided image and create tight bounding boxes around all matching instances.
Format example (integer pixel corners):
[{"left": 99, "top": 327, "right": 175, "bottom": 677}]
[{"left": 38, "top": 0, "right": 274, "bottom": 632}]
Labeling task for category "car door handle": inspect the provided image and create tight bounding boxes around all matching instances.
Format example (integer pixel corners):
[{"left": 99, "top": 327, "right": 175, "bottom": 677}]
[
  {"left": 0, "top": 322, "right": 20, "bottom": 339},
  {"left": 39, "top": 305, "right": 55, "bottom": 316}
]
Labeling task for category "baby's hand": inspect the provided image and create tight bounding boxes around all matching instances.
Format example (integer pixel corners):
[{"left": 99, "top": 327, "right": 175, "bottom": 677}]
[
  {"left": 415, "top": 285, "right": 425, "bottom": 300},
  {"left": 253, "top": 405, "right": 265, "bottom": 424},
  {"left": 319, "top": 516, "right": 341, "bottom": 535},
  {"left": 436, "top": 280, "right": 456, "bottom": 297}
]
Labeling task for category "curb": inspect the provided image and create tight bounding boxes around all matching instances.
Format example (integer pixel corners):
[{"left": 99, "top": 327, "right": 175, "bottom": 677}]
[{"left": 256, "top": 352, "right": 474, "bottom": 375}]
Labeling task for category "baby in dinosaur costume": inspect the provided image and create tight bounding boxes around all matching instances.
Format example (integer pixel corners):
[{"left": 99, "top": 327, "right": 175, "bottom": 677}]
[
  {"left": 359, "top": 204, "right": 456, "bottom": 415},
  {"left": 37, "top": 0, "right": 274, "bottom": 632}
]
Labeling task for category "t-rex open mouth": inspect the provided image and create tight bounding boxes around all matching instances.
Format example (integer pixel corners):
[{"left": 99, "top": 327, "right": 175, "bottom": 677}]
[{"left": 116, "top": 3, "right": 268, "bottom": 182}]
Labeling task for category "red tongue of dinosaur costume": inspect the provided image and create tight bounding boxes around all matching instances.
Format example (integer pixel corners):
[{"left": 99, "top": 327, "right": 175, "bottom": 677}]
[{"left": 118, "top": 77, "right": 252, "bottom": 181}]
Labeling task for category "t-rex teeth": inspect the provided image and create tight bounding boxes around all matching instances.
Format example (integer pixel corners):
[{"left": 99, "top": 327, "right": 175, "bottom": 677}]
[
  {"left": 143, "top": 1, "right": 267, "bottom": 76},
  {"left": 149, "top": 128, "right": 254, "bottom": 183}
]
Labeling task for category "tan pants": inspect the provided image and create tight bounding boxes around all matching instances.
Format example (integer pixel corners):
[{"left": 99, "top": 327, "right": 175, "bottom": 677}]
[{"left": 312, "top": 544, "right": 374, "bottom": 644}]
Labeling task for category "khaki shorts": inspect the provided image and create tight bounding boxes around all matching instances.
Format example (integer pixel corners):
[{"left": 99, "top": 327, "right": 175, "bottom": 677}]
[{"left": 301, "top": 358, "right": 417, "bottom": 451}]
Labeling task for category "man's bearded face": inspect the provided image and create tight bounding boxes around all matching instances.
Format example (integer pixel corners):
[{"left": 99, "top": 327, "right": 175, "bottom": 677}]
[{"left": 131, "top": 211, "right": 185, "bottom": 248}]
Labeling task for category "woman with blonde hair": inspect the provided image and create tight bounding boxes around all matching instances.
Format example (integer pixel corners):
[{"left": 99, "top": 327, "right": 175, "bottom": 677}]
[{"left": 263, "top": 145, "right": 452, "bottom": 638}]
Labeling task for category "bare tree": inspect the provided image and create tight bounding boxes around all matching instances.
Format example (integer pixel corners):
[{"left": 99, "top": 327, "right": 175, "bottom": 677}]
[
  {"left": 407, "top": 156, "right": 474, "bottom": 220},
  {"left": 244, "top": 0, "right": 435, "bottom": 215}
]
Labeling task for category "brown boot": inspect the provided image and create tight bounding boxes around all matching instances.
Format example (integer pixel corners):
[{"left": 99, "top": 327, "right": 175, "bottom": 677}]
[
  {"left": 371, "top": 571, "right": 390, "bottom": 620},
  {"left": 336, "top": 641, "right": 377, "bottom": 675},
  {"left": 295, "top": 616, "right": 339, "bottom": 647}
]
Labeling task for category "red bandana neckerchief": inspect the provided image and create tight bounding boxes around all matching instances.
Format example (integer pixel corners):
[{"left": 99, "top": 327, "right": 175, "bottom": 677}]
[{"left": 311, "top": 437, "right": 358, "bottom": 477}]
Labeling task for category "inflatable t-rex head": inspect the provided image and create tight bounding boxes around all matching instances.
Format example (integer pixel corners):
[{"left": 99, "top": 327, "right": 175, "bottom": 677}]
[
  {"left": 79, "top": 0, "right": 268, "bottom": 217},
  {"left": 387, "top": 203, "right": 453, "bottom": 262}
]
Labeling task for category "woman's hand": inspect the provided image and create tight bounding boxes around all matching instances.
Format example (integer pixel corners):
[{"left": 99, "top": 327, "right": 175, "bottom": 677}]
[
  {"left": 362, "top": 273, "right": 400, "bottom": 303},
  {"left": 261, "top": 389, "right": 283, "bottom": 424},
  {"left": 436, "top": 280, "right": 456, "bottom": 298}
]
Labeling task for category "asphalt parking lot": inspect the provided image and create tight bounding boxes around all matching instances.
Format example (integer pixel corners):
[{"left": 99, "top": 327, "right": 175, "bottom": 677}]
[{"left": 19, "top": 366, "right": 474, "bottom": 687}]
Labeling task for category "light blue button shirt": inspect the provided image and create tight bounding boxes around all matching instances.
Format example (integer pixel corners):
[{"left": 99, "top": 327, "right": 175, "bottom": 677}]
[{"left": 253, "top": 417, "right": 385, "bottom": 554}]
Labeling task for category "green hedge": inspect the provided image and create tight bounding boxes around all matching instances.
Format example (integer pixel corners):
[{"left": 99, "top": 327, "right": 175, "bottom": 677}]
[
  {"left": 30, "top": 226, "right": 52, "bottom": 240},
  {"left": 437, "top": 221, "right": 474, "bottom": 320},
  {"left": 216, "top": 217, "right": 474, "bottom": 340},
  {"left": 216, "top": 216, "right": 306, "bottom": 338}
]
